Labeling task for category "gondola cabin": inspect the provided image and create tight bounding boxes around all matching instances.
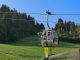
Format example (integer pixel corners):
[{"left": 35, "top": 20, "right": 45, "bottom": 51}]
[{"left": 40, "top": 29, "right": 58, "bottom": 47}]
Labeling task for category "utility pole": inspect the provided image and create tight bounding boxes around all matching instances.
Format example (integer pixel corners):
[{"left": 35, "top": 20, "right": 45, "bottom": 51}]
[
  {"left": 46, "top": 10, "right": 52, "bottom": 29},
  {"left": 44, "top": 10, "right": 52, "bottom": 60}
]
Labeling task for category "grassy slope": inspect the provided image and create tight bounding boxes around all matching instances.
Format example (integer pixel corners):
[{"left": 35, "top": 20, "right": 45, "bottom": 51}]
[
  {"left": 0, "top": 37, "right": 79, "bottom": 60},
  {"left": 76, "top": 27, "right": 80, "bottom": 32}
]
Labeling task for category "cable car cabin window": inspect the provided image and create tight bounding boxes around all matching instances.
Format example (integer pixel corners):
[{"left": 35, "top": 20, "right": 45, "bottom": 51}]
[
  {"left": 43, "top": 32, "right": 46, "bottom": 40},
  {"left": 48, "top": 32, "right": 51, "bottom": 40}
]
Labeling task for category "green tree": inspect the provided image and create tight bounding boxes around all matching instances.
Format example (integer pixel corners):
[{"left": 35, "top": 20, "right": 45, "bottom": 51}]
[
  {"left": 55, "top": 18, "right": 64, "bottom": 34},
  {"left": 0, "top": 4, "right": 45, "bottom": 43}
]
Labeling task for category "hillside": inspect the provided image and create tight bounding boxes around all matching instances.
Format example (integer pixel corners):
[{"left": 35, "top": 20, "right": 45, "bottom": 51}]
[{"left": 0, "top": 37, "right": 79, "bottom": 60}]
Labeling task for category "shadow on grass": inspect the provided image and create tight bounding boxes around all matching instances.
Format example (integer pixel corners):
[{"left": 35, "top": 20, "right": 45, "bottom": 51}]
[
  {"left": 58, "top": 41, "right": 80, "bottom": 48},
  {"left": 3, "top": 36, "right": 42, "bottom": 47},
  {"left": 1, "top": 36, "right": 80, "bottom": 48},
  {"left": 7, "top": 41, "right": 41, "bottom": 47},
  {"left": 2, "top": 41, "right": 80, "bottom": 48}
]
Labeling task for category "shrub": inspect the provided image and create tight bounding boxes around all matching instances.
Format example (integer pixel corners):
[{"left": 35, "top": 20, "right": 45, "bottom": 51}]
[{"left": 59, "top": 36, "right": 80, "bottom": 43}]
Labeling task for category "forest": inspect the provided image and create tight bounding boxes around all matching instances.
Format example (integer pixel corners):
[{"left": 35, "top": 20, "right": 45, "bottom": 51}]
[
  {"left": 55, "top": 18, "right": 80, "bottom": 43},
  {"left": 0, "top": 4, "right": 45, "bottom": 43}
]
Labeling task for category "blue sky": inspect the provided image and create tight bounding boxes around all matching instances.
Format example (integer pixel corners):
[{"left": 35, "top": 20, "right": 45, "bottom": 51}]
[{"left": 0, "top": 0, "right": 80, "bottom": 28}]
